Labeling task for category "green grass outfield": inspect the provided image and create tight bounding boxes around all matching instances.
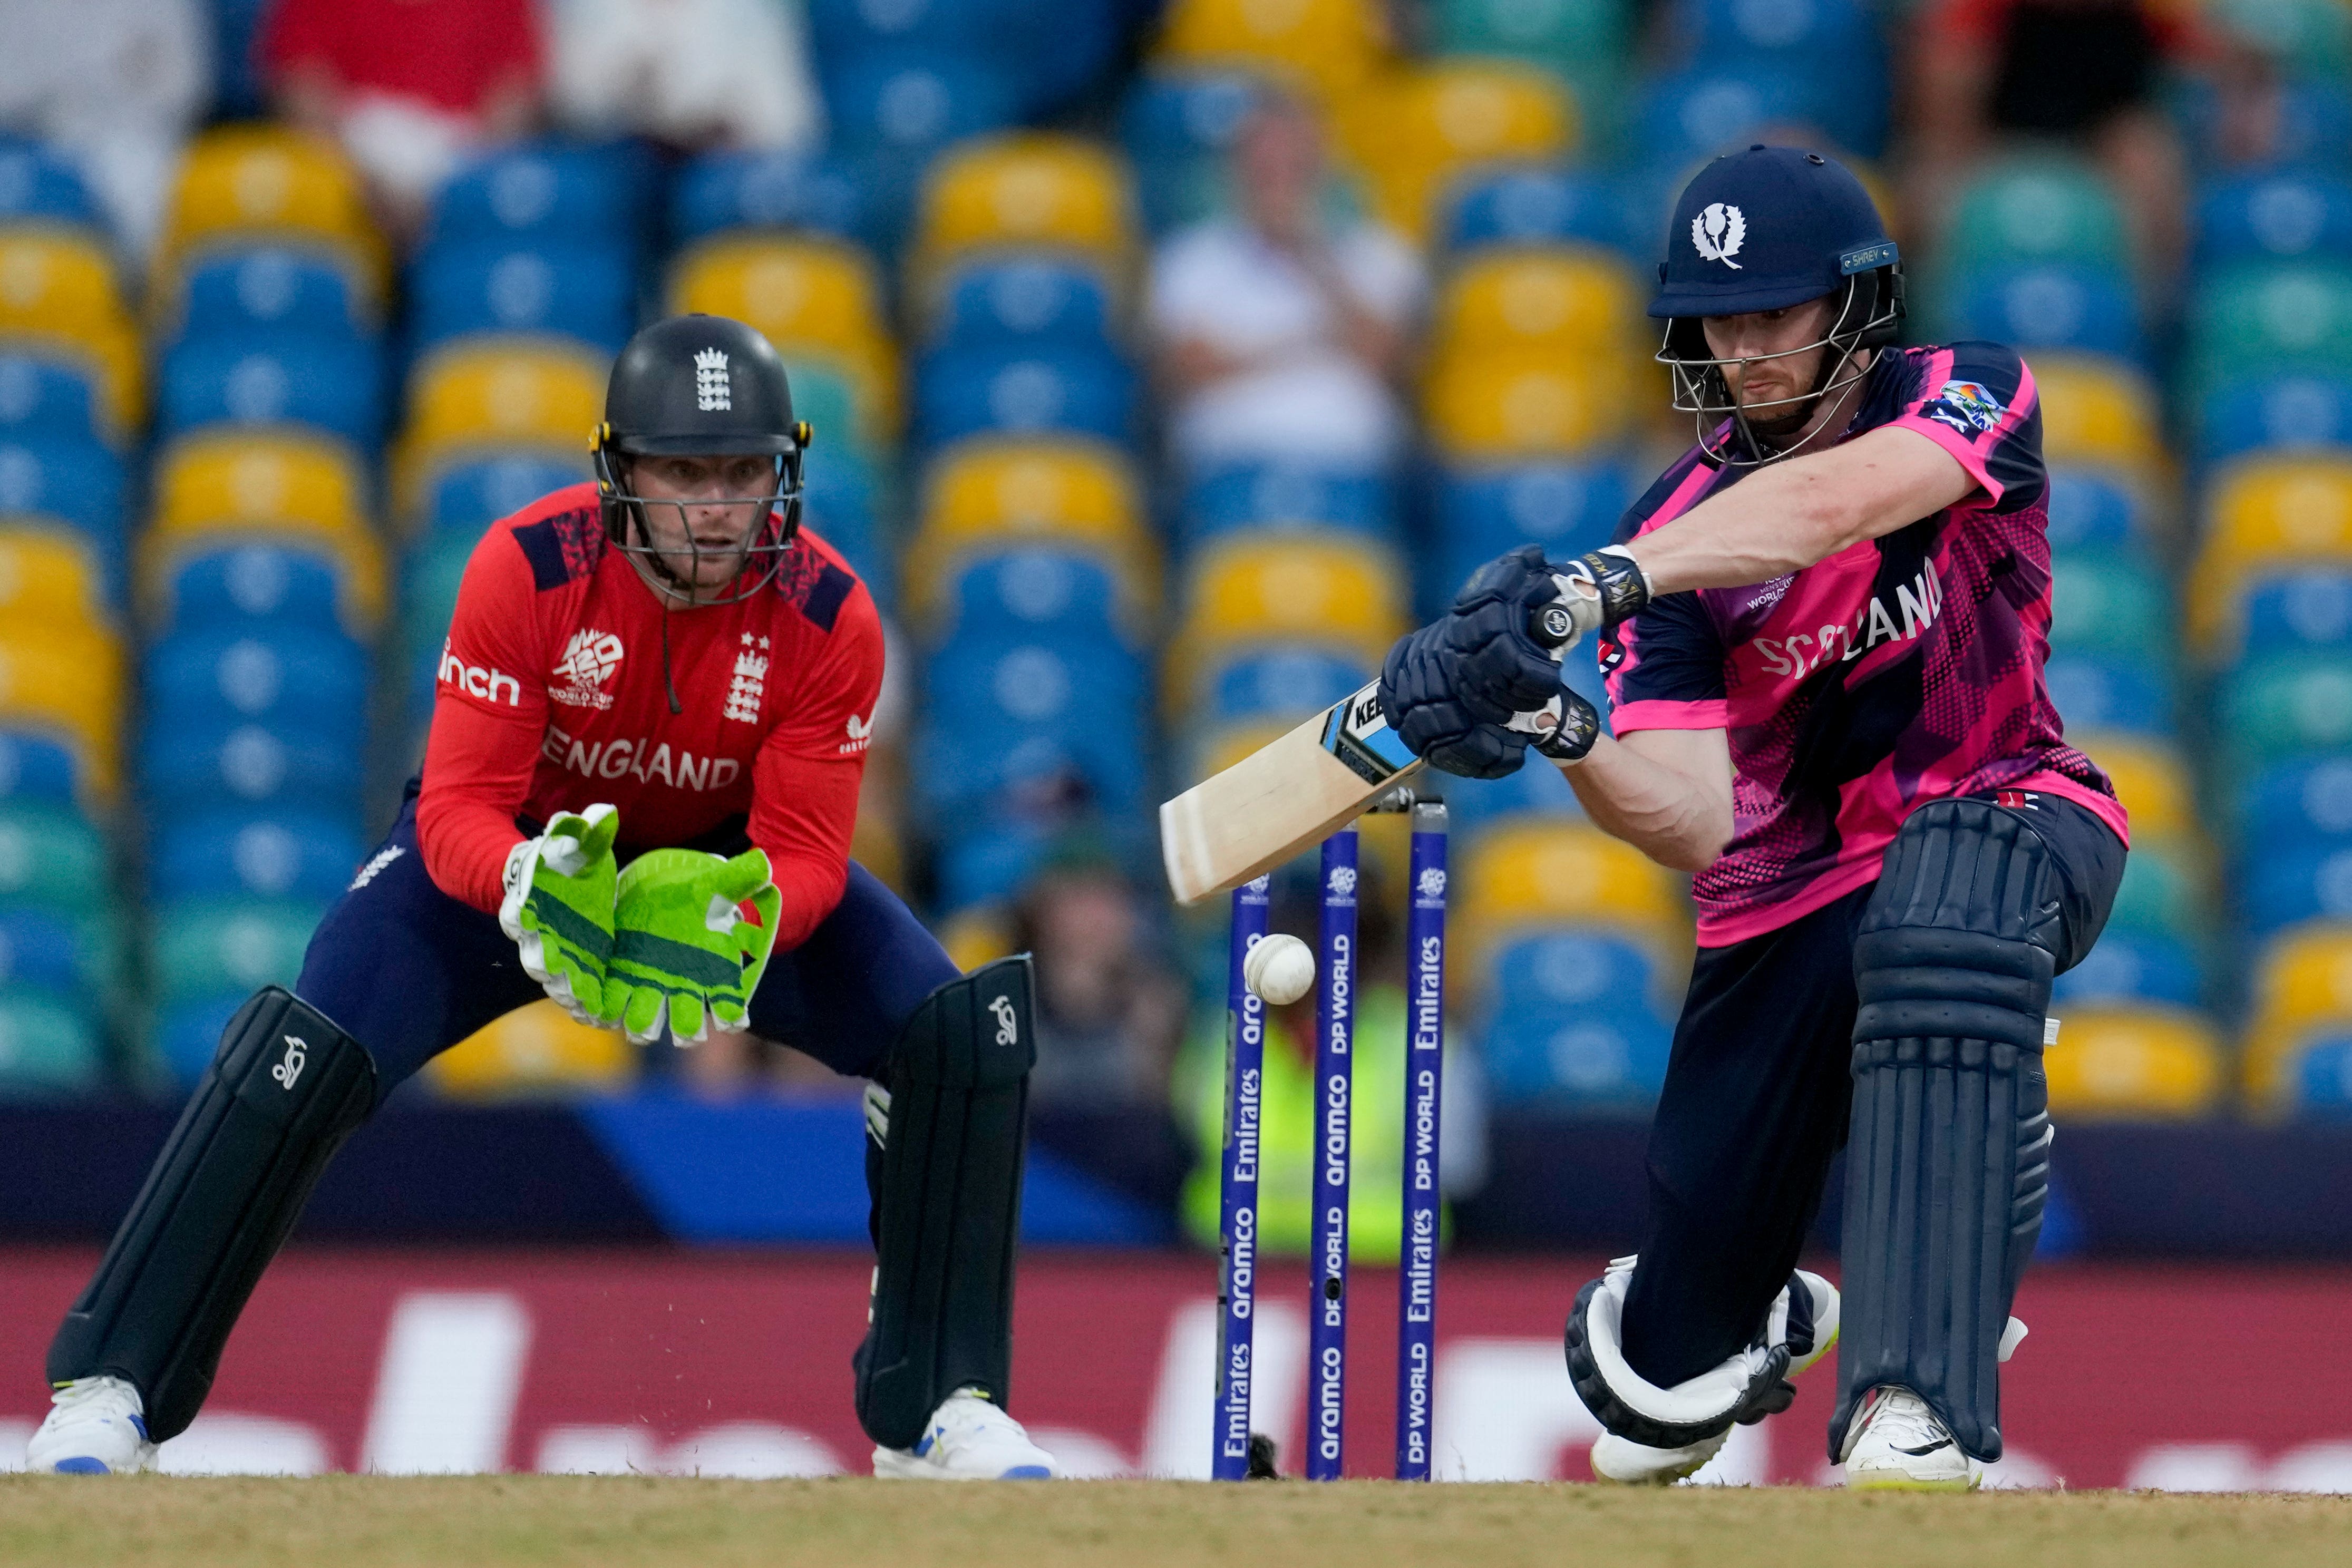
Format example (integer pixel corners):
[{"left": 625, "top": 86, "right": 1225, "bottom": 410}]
[{"left": 3, "top": 1478, "right": 2349, "bottom": 1568}]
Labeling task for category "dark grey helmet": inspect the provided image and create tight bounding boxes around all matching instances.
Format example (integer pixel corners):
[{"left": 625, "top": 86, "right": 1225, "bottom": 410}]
[{"left": 592, "top": 313, "right": 813, "bottom": 604}]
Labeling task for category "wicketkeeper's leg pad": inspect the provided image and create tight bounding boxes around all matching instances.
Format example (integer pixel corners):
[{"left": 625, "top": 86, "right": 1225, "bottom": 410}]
[
  {"left": 1567, "top": 1255, "right": 1834, "bottom": 1450},
  {"left": 853, "top": 957, "right": 1036, "bottom": 1452},
  {"left": 47, "top": 987, "right": 375, "bottom": 1442},
  {"left": 1830, "top": 798, "right": 2058, "bottom": 1465}
]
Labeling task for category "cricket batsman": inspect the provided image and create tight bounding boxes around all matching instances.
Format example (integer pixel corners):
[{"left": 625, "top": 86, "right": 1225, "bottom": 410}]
[
  {"left": 1379, "top": 147, "right": 2129, "bottom": 1487},
  {"left": 27, "top": 315, "right": 1058, "bottom": 1481}
]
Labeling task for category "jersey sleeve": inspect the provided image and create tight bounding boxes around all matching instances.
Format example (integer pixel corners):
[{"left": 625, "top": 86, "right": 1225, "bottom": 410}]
[
  {"left": 1601, "top": 590, "right": 1730, "bottom": 734},
  {"left": 1887, "top": 342, "right": 2046, "bottom": 515},
  {"left": 416, "top": 529, "right": 551, "bottom": 913},
  {"left": 747, "top": 581, "right": 886, "bottom": 953}
]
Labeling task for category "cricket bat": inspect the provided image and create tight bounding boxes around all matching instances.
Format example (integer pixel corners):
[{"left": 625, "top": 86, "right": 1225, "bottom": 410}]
[{"left": 1159, "top": 596, "right": 1583, "bottom": 905}]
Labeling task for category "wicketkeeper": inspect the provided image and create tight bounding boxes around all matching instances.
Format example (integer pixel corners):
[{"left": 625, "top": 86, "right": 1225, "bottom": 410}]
[
  {"left": 1379, "top": 146, "right": 2129, "bottom": 1487},
  {"left": 28, "top": 315, "right": 1057, "bottom": 1481}
]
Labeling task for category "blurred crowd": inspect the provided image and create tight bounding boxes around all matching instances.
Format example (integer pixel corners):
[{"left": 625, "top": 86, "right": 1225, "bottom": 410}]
[{"left": 12, "top": 1, "right": 2352, "bottom": 1248}]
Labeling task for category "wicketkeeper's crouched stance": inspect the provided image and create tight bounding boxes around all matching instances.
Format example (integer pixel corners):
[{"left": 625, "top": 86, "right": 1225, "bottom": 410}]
[
  {"left": 28, "top": 316, "right": 1057, "bottom": 1481},
  {"left": 1381, "top": 148, "right": 2129, "bottom": 1488}
]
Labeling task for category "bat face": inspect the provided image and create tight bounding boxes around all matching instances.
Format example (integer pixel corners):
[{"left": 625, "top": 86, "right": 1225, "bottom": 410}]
[{"left": 1159, "top": 680, "right": 1423, "bottom": 905}]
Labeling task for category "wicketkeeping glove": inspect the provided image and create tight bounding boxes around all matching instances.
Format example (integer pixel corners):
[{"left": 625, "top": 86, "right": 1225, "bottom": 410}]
[
  {"left": 499, "top": 804, "right": 621, "bottom": 1023},
  {"left": 605, "top": 847, "right": 784, "bottom": 1045}
]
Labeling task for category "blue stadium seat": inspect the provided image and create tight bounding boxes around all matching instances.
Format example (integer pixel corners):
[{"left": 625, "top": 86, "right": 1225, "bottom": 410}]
[
  {"left": 1183, "top": 462, "right": 1397, "bottom": 544},
  {"left": 144, "top": 628, "right": 372, "bottom": 753},
  {"left": 1443, "top": 753, "right": 1587, "bottom": 837},
  {"left": 2241, "top": 841, "right": 2352, "bottom": 936},
  {"left": 408, "top": 242, "right": 636, "bottom": 354},
  {"left": 913, "top": 344, "right": 1138, "bottom": 450},
  {"left": 827, "top": 50, "right": 1023, "bottom": 160},
  {"left": 1666, "top": 0, "right": 1887, "bottom": 153},
  {"left": 2194, "top": 171, "right": 2352, "bottom": 270},
  {"left": 2287, "top": 1034, "right": 2352, "bottom": 1116},
  {"left": 151, "top": 994, "right": 244, "bottom": 1086},
  {"left": 915, "top": 639, "right": 1150, "bottom": 818},
  {"left": 2236, "top": 755, "right": 2352, "bottom": 849},
  {"left": 1202, "top": 648, "right": 1367, "bottom": 725},
  {"left": 930, "top": 259, "right": 1116, "bottom": 352},
  {"left": 0, "top": 353, "right": 103, "bottom": 445},
  {"left": 1119, "top": 71, "right": 1260, "bottom": 233},
  {"left": 1442, "top": 167, "right": 1635, "bottom": 257},
  {"left": 0, "top": 138, "right": 98, "bottom": 230},
  {"left": 1631, "top": 64, "right": 1857, "bottom": 171},
  {"left": 810, "top": 0, "right": 1111, "bottom": 120},
  {"left": 425, "top": 454, "right": 585, "bottom": 537},
  {"left": 937, "top": 549, "right": 1134, "bottom": 649},
  {"left": 2179, "top": 75, "right": 2352, "bottom": 174},
  {"left": 0, "top": 985, "right": 102, "bottom": 1095},
  {"left": 2044, "top": 652, "right": 2172, "bottom": 734},
  {"left": 154, "top": 541, "right": 356, "bottom": 639},
  {"left": 1948, "top": 265, "right": 2142, "bottom": 361},
  {"left": 2244, "top": 571, "right": 2352, "bottom": 655},
  {"left": 2050, "top": 927, "right": 2202, "bottom": 1009},
  {"left": 0, "top": 733, "right": 81, "bottom": 806},
  {"left": 803, "top": 455, "right": 888, "bottom": 603},
  {"left": 139, "top": 722, "right": 365, "bottom": 821},
  {"left": 0, "top": 437, "right": 126, "bottom": 543},
  {"left": 1482, "top": 991, "right": 1673, "bottom": 1106},
  {"left": 149, "top": 809, "right": 366, "bottom": 904},
  {"left": 1430, "top": 462, "right": 1635, "bottom": 605},
  {"left": 2198, "top": 374, "right": 2352, "bottom": 466},
  {"left": 0, "top": 906, "right": 92, "bottom": 995},
  {"left": 670, "top": 150, "right": 867, "bottom": 247},
  {"left": 2043, "top": 468, "right": 2147, "bottom": 552},
  {"left": 1489, "top": 927, "right": 1664, "bottom": 1010},
  {"left": 157, "top": 330, "right": 384, "bottom": 449},
  {"left": 431, "top": 145, "right": 643, "bottom": 249},
  {"left": 171, "top": 247, "right": 374, "bottom": 344}
]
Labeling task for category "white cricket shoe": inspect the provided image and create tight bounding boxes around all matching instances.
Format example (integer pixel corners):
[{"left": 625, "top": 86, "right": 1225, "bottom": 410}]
[
  {"left": 1841, "top": 1385, "right": 1979, "bottom": 1491},
  {"left": 871, "top": 1387, "right": 1057, "bottom": 1480},
  {"left": 25, "top": 1376, "right": 158, "bottom": 1475}
]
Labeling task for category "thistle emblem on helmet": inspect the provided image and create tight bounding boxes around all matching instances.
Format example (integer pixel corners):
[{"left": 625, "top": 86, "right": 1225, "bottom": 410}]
[
  {"left": 1692, "top": 202, "right": 1746, "bottom": 269},
  {"left": 694, "top": 347, "right": 731, "bottom": 411}
]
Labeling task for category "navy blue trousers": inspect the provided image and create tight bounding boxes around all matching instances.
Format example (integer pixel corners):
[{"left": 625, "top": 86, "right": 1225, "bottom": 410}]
[
  {"left": 1617, "top": 792, "right": 2126, "bottom": 1388},
  {"left": 296, "top": 788, "right": 960, "bottom": 1105}
]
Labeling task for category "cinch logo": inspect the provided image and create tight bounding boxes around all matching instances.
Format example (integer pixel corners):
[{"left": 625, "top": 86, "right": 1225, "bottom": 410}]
[
  {"left": 551, "top": 629, "right": 624, "bottom": 710},
  {"left": 541, "top": 724, "right": 743, "bottom": 791},
  {"left": 438, "top": 641, "right": 521, "bottom": 706},
  {"left": 695, "top": 348, "right": 730, "bottom": 412},
  {"left": 841, "top": 711, "right": 873, "bottom": 755},
  {"left": 1754, "top": 563, "right": 1943, "bottom": 679},
  {"left": 272, "top": 1035, "right": 307, "bottom": 1089}
]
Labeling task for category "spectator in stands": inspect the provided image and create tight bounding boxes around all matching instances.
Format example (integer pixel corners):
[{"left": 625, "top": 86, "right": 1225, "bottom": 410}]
[
  {"left": 262, "top": 0, "right": 545, "bottom": 246},
  {"left": 546, "top": 0, "right": 824, "bottom": 153},
  {"left": 0, "top": 0, "right": 209, "bottom": 262},
  {"left": 1009, "top": 839, "right": 1187, "bottom": 1112},
  {"left": 1148, "top": 90, "right": 1424, "bottom": 475},
  {"left": 1907, "top": 0, "right": 2208, "bottom": 288}
]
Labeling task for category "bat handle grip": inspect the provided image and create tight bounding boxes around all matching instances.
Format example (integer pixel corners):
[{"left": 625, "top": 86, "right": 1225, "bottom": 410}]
[{"left": 1529, "top": 599, "right": 1579, "bottom": 649}]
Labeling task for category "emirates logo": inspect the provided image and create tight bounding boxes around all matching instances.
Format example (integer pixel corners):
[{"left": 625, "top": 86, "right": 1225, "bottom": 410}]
[{"left": 551, "top": 629, "right": 624, "bottom": 710}]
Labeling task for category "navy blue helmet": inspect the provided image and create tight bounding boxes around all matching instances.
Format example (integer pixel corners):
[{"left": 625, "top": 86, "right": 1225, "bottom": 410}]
[{"left": 1649, "top": 144, "right": 1905, "bottom": 463}]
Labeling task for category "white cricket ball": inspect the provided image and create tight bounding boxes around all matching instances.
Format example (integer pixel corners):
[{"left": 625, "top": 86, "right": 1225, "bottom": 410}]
[{"left": 1245, "top": 933, "right": 1316, "bottom": 1006}]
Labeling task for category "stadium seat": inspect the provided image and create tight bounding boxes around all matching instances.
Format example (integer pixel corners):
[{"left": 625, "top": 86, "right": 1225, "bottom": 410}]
[
  {"left": 1151, "top": 0, "right": 1389, "bottom": 108},
  {"left": 0, "top": 801, "right": 107, "bottom": 918},
  {"left": 924, "top": 257, "right": 1118, "bottom": 352},
  {"left": 150, "top": 995, "right": 246, "bottom": 1086},
  {"left": 1424, "top": 350, "right": 1634, "bottom": 459},
  {"left": 670, "top": 149, "right": 867, "bottom": 247},
  {"left": 156, "top": 329, "right": 384, "bottom": 449},
  {"left": 0, "top": 138, "right": 100, "bottom": 232},
  {"left": 152, "top": 429, "right": 368, "bottom": 539},
  {"left": 915, "top": 641, "right": 1151, "bottom": 819},
  {"left": 409, "top": 241, "right": 636, "bottom": 354},
  {"left": 2239, "top": 570, "right": 2352, "bottom": 656},
  {"left": 667, "top": 237, "right": 899, "bottom": 440},
  {"left": 1942, "top": 157, "right": 2133, "bottom": 275},
  {"left": 2050, "top": 927, "right": 2203, "bottom": 1009},
  {"left": 148, "top": 896, "right": 322, "bottom": 1007},
  {"left": 2044, "top": 1005, "right": 2225, "bottom": 1118},
  {"left": 0, "top": 985, "right": 102, "bottom": 1095},
  {"left": 2030, "top": 354, "right": 2161, "bottom": 466},
  {"left": 396, "top": 345, "right": 607, "bottom": 509},
  {"left": 1340, "top": 61, "right": 1578, "bottom": 242},
  {"left": 2049, "top": 550, "right": 2169, "bottom": 660},
  {"left": 429, "top": 145, "right": 643, "bottom": 250},
  {"left": 1433, "top": 0, "right": 1630, "bottom": 108},
  {"left": 0, "top": 232, "right": 131, "bottom": 353},
  {"left": 2194, "top": 171, "right": 2352, "bottom": 272},
  {"left": 2043, "top": 467, "right": 2152, "bottom": 553},
  {"left": 145, "top": 532, "right": 382, "bottom": 644},
  {"left": 149, "top": 809, "right": 365, "bottom": 905},
  {"left": 932, "top": 548, "right": 1144, "bottom": 652},
  {"left": 144, "top": 628, "right": 371, "bottom": 754},
  {"left": 2044, "top": 652, "right": 2171, "bottom": 734},
  {"left": 913, "top": 342, "right": 1138, "bottom": 450},
  {"left": 2217, "top": 650, "right": 2352, "bottom": 776},
  {"left": 0, "top": 631, "right": 122, "bottom": 793},
  {"left": 0, "top": 527, "right": 109, "bottom": 637},
  {"left": 2194, "top": 457, "right": 2352, "bottom": 648},
  {"left": 160, "top": 126, "right": 380, "bottom": 272},
  {"left": 423, "top": 453, "right": 586, "bottom": 538},
  {"left": 1433, "top": 248, "right": 1639, "bottom": 360},
  {"left": 140, "top": 719, "right": 366, "bottom": 822},
  {"left": 2104, "top": 842, "right": 2206, "bottom": 942},
  {"left": 2246, "top": 923, "right": 2352, "bottom": 1055},
  {"left": 2078, "top": 733, "right": 2195, "bottom": 844},
  {"left": 1429, "top": 461, "right": 1634, "bottom": 600},
  {"left": 2185, "top": 265, "right": 2352, "bottom": 395},
  {"left": 0, "top": 436, "right": 128, "bottom": 546},
  {"left": 1118, "top": 71, "right": 1264, "bottom": 235},
  {"left": 1166, "top": 535, "right": 1409, "bottom": 701},
  {"left": 2234, "top": 755, "right": 2352, "bottom": 851},
  {"left": 1442, "top": 165, "right": 1634, "bottom": 257},
  {"left": 162, "top": 245, "right": 380, "bottom": 346},
  {"left": 1198, "top": 646, "right": 1368, "bottom": 726},
  {"left": 2242, "top": 838, "right": 2352, "bottom": 936},
  {"left": 1440, "top": 749, "right": 1587, "bottom": 839},
  {"left": 1627, "top": 64, "right": 1830, "bottom": 170},
  {"left": 1945, "top": 264, "right": 2142, "bottom": 362},
  {"left": 425, "top": 999, "right": 636, "bottom": 1098},
  {"left": 2270, "top": 1030, "right": 2352, "bottom": 1116},
  {"left": 0, "top": 732, "right": 85, "bottom": 807},
  {"left": 0, "top": 351, "right": 109, "bottom": 446},
  {"left": 1453, "top": 821, "right": 1684, "bottom": 952},
  {"left": 1181, "top": 461, "right": 1398, "bottom": 546},
  {"left": 910, "top": 133, "right": 1138, "bottom": 276},
  {"left": 1481, "top": 994, "right": 1671, "bottom": 1107},
  {"left": 0, "top": 905, "right": 101, "bottom": 996},
  {"left": 2197, "top": 374, "right": 2352, "bottom": 469},
  {"left": 906, "top": 440, "right": 1154, "bottom": 623}
]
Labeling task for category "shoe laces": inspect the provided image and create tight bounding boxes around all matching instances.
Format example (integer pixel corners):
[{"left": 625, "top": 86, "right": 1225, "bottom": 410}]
[
  {"left": 931, "top": 1388, "right": 1026, "bottom": 1448},
  {"left": 1861, "top": 1386, "right": 1950, "bottom": 1450},
  {"left": 47, "top": 1376, "right": 141, "bottom": 1425}
]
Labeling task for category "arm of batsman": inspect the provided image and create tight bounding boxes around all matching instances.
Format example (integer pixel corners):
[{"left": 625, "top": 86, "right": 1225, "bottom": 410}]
[
  {"left": 605, "top": 847, "right": 784, "bottom": 1045},
  {"left": 499, "top": 803, "right": 620, "bottom": 1022}
]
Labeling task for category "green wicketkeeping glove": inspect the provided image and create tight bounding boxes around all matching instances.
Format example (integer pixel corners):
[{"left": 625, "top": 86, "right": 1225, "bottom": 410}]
[
  {"left": 606, "top": 846, "right": 784, "bottom": 1045},
  {"left": 498, "top": 804, "right": 620, "bottom": 1023}
]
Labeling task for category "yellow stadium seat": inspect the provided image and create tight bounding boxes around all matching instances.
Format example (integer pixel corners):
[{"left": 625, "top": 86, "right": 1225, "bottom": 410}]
[
  {"left": 1339, "top": 62, "right": 1576, "bottom": 242},
  {"left": 2191, "top": 456, "right": 2352, "bottom": 649},
  {"left": 912, "top": 134, "right": 1138, "bottom": 273},
  {"left": 1450, "top": 824, "right": 1685, "bottom": 982},
  {"left": 1433, "top": 247, "right": 1639, "bottom": 359},
  {"left": 2069, "top": 732, "right": 2194, "bottom": 842},
  {"left": 0, "top": 527, "right": 110, "bottom": 638},
  {"left": 426, "top": 1000, "right": 636, "bottom": 1098},
  {"left": 2240, "top": 923, "right": 2352, "bottom": 1103},
  {"left": 152, "top": 430, "right": 367, "bottom": 539},
  {"left": 1168, "top": 535, "right": 1406, "bottom": 696},
  {"left": 395, "top": 344, "right": 608, "bottom": 512},
  {"left": 938, "top": 904, "right": 1017, "bottom": 973},
  {"left": 1424, "top": 349, "right": 1633, "bottom": 459},
  {"left": 1153, "top": 0, "right": 1390, "bottom": 106},
  {"left": 0, "top": 233, "right": 132, "bottom": 357},
  {"left": 2044, "top": 1005, "right": 2225, "bottom": 1117},
  {"left": 668, "top": 236, "right": 892, "bottom": 373},
  {"left": 906, "top": 441, "right": 1156, "bottom": 625},
  {"left": 2029, "top": 353, "right": 2160, "bottom": 466},
  {"left": 160, "top": 126, "right": 382, "bottom": 278},
  {"left": 0, "top": 626, "right": 122, "bottom": 792}
]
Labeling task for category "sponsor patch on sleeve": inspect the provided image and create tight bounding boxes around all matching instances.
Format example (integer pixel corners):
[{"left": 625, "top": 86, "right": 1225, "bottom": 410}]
[{"left": 1919, "top": 378, "right": 2006, "bottom": 436}]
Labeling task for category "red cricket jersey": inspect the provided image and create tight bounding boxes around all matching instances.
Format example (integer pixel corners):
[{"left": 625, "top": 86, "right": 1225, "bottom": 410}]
[{"left": 417, "top": 483, "right": 883, "bottom": 954}]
